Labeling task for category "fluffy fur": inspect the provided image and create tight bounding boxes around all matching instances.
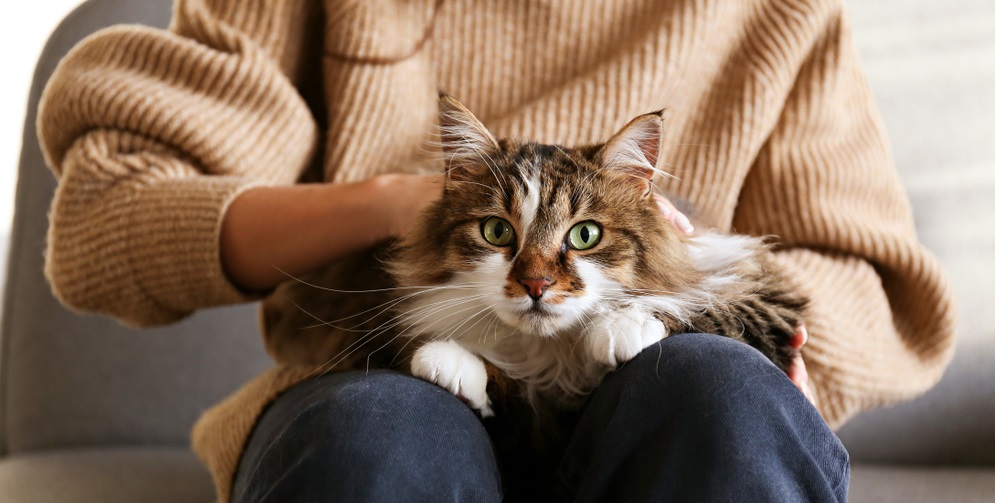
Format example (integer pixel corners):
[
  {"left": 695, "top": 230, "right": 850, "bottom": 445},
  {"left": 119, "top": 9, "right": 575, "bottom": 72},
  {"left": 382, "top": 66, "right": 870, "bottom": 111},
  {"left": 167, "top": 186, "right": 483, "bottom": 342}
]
[{"left": 390, "top": 95, "right": 808, "bottom": 413}]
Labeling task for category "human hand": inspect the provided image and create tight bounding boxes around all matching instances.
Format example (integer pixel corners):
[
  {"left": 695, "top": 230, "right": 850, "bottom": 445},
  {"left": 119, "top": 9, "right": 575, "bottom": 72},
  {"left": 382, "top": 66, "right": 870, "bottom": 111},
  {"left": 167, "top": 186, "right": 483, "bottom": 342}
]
[
  {"left": 788, "top": 323, "right": 815, "bottom": 404},
  {"left": 374, "top": 173, "right": 445, "bottom": 239},
  {"left": 653, "top": 193, "right": 694, "bottom": 234}
]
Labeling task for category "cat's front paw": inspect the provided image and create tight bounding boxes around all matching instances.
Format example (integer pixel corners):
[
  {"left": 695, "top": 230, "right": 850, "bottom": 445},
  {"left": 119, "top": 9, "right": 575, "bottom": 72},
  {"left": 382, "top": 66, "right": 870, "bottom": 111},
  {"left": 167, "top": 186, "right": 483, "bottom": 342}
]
[
  {"left": 411, "top": 340, "right": 494, "bottom": 417},
  {"left": 583, "top": 307, "right": 666, "bottom": 367}
]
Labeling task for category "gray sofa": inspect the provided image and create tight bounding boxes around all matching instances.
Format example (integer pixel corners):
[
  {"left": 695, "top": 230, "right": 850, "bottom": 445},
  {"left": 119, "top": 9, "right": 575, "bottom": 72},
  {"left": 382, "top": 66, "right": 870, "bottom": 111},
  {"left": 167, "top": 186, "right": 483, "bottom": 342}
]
[{"left": 1, "top": 0, "right": 992, "bottom": 501}]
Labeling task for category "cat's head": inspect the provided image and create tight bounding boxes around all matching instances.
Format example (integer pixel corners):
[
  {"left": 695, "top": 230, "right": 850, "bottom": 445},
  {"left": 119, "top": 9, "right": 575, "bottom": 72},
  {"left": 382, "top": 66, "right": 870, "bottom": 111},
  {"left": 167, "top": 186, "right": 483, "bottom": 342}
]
[{"left": 391, "top": 95, "right": 700, "bottom": 337}]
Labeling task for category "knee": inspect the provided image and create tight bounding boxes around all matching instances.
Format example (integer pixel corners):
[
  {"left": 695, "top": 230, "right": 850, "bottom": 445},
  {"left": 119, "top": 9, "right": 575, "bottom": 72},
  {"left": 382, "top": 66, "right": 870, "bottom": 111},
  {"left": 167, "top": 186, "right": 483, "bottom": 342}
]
[
  {"left": 285, "top": 371, "right": 487, "bottom": 456},
  {"left": 234, "top": 371, "right": 501, "bottom": 502},
  {"left": 569, "top": 335, "right": 848, "bottom": 503},
  {"left": 609, "top": 333, "right": 790, "bottom": 412}
]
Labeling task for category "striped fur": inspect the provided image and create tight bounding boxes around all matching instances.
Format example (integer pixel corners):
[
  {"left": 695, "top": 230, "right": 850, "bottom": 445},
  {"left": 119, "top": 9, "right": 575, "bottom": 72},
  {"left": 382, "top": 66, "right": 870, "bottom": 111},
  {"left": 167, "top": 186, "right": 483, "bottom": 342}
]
[{"left": 390, "top": 96, "right": 808, "bottom": 412}]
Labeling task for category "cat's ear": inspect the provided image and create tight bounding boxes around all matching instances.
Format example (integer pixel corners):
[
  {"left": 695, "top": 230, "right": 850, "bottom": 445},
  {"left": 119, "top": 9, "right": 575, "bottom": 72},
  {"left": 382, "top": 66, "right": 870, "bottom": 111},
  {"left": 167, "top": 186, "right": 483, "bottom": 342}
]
[
  {"left": 598, "top": 111, "right": 664, "bottom": 196},
  {"left": 438, "top": 93, "right": 500, "bottom": 182}
]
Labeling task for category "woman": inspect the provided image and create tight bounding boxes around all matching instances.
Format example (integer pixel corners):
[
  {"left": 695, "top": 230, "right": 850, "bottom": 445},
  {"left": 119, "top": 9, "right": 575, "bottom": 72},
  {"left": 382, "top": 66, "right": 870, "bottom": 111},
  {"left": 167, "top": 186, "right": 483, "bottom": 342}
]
[{"left": 37, "top": 0, "right": 953, "bottom": 501}]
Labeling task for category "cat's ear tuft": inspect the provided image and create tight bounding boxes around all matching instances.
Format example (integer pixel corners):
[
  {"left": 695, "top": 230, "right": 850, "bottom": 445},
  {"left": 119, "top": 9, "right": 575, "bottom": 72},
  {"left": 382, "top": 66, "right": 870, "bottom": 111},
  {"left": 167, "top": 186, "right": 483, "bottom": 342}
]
[
  {"left": 438, "top": 93, "right": 500, "bottom": 182},
  {"left": 598, "top": 111, "right": 664, "bottom": 196}
]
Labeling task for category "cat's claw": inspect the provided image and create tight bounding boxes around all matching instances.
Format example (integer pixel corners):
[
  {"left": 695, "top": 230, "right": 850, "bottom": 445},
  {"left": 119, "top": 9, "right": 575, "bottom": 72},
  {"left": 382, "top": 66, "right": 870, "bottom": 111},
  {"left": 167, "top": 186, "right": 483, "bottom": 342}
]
[
  {"left": 584, "top": 307, "right": 666, "bottom": 367},
  {"left": 411, "top": 340, "right": 494, "bottom": 417}
]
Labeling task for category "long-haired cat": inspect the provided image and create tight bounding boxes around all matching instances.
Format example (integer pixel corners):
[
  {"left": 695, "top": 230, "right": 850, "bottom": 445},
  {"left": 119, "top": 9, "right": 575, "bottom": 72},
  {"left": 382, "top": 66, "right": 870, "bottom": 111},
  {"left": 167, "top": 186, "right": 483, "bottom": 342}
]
[
  {"left": 261, "top": 94, "right": 808, "bottom": 499},
  {"left": 390, "top": 94, "right": 808, "bottom": 417}
]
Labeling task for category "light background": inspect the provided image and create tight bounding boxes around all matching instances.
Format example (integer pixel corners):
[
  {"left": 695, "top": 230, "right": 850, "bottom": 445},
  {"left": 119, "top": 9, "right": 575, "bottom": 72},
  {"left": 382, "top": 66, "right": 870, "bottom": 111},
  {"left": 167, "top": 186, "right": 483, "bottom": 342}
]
[{"left": 1, "top": 2, "right": 87, "bottom": 263}]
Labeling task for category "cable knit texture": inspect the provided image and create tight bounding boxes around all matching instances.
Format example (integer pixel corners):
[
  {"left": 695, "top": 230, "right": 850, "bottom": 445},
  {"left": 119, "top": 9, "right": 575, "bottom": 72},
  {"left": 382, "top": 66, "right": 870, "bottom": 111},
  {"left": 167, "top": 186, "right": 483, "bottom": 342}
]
[{"left": 37, "top": 0, "right": 956, "bottom": 500}]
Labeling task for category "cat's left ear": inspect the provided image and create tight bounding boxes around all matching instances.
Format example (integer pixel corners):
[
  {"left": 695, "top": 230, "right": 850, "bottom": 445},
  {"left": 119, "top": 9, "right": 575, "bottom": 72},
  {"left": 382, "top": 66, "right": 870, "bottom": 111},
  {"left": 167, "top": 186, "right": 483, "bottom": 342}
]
[{"left": 598, "top": 111, "right": 664, "bottom": 197}]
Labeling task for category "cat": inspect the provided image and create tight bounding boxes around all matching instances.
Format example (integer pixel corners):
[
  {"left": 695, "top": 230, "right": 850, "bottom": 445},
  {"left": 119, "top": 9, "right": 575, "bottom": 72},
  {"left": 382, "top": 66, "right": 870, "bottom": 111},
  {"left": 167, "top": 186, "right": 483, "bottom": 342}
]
[
  {"left": 257, "top": 94, "right": 808, "bottom": 498},
  {"left": 388, "top": 94, "right": 808, "bottom": 417}
]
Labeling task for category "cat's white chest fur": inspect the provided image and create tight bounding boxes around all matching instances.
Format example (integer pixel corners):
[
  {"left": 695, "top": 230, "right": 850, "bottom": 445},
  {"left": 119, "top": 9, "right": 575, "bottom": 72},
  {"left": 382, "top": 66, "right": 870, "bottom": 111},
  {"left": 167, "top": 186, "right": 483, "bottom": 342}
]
[{"left": 410, "top": 303, "right": 667, "bottom": 415}]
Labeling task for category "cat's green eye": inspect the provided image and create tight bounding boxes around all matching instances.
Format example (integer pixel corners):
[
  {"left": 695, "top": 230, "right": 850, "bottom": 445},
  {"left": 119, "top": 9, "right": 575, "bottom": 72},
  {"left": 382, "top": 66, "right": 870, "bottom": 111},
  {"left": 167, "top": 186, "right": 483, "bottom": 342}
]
[
  {"left": 481, "top": 217, "right": 516, "bottom": 247},
  {"left": 567, "top": 221, "right": 602, "bottom": 250}
]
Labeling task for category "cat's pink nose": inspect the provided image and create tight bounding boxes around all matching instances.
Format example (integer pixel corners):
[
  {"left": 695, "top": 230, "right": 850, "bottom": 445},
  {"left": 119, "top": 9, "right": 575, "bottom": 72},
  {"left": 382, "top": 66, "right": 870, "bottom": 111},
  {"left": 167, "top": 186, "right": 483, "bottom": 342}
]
[{"left": 519, "top": 277, "right": 553, "bottom": 300}]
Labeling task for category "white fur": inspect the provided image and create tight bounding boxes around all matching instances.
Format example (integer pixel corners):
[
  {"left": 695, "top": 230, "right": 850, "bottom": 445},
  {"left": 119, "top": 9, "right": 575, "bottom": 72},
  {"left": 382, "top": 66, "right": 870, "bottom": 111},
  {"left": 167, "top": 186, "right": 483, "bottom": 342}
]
[
  {"left": 439, "top": 105, "right": 501, "bottom": 183},
  {"left": 516, "top": 164, "right": 542, "bottom": 237},
  {"left": 601, "top": 121, "right": 657, "bottom": 170},
  {"left": 398, "top": 230, "right": 764, "bottom": 410},
  {"left": 398, "top": 254, "right": 506, "bottom": 344},
  {"left": 411, "top": 340, "right": 493, "bottom": 417},
  {"left": 686, "top": 232, "right": 757, "bottom": 271},
  {"left": 582, "top": 303, "right": 667, "bottom": 367}
]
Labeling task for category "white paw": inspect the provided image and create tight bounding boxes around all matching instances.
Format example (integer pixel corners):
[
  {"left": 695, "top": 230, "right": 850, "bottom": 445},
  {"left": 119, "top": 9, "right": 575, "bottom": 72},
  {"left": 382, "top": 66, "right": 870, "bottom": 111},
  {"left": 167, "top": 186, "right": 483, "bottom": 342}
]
[
  {"left": 583, "top": 306, "right": 666, "bottom": 367},
  {"left": 410, "top": 340, "right": 494, "bottom": 417}
]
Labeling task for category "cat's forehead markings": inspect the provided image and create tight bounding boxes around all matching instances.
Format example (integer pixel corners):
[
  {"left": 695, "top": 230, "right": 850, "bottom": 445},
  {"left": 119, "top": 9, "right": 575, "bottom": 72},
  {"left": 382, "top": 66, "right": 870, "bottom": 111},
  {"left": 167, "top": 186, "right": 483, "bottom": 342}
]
[{"left": 514, "top": 158, "right": 542, "bottom": 239}]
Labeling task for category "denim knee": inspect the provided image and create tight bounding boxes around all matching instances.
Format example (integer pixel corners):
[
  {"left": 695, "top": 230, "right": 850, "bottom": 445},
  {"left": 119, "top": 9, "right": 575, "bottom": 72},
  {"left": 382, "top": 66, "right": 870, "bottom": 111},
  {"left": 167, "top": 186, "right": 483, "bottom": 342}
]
[
  {"left": 283, "top": 371, "right": 485, "bottom": 454},
  {"left": 615, "top": 332, "right": 786, "bottom": 410},
  {"left": 559, "top": 334, "right": 849, "bottom": 502},
  {"left": 232, "top": 370, "right": 502, "bottom": 503}
]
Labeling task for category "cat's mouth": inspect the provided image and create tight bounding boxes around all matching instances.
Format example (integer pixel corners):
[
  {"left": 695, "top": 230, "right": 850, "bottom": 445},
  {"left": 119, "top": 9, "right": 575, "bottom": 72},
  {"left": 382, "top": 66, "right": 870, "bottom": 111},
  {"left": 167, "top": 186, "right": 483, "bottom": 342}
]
[
  {"left": 524, "top": 301, "right": 551, "bottom": 315},
  {"left": 502, "top": 298, "right": 581, "bottom": 337}
]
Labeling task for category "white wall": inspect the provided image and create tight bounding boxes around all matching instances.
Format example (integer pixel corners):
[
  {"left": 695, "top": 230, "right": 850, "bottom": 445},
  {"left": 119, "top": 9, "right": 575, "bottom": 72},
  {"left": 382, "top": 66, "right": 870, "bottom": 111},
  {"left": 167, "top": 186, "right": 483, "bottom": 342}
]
[{"left": 1, "top": 2, "right": 85, "bottom": 242}]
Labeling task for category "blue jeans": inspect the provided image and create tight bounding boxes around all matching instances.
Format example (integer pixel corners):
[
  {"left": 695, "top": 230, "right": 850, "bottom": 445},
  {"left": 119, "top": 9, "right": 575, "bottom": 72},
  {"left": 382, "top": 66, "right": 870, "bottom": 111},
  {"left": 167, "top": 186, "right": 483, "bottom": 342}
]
[{"left": 230, "top": 334, "right": 849, "bottom": 502}]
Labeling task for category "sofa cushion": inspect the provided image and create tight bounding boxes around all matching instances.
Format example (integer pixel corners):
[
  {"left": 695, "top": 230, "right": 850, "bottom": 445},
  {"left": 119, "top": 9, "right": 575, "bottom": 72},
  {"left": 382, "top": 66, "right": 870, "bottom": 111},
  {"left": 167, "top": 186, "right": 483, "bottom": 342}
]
[
  {"left": 849, "top": 464, "right": 995, "bottom": 503},
  {"left": 0, "top": 447, "right": 214, "bottom": 502}
]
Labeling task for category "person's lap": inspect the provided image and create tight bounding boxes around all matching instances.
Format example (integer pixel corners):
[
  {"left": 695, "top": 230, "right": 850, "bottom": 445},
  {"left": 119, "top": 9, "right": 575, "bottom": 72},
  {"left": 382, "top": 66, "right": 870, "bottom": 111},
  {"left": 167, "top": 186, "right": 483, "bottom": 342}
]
[{"left": 231, "top": 333, "right": 849, "bottom": 502}]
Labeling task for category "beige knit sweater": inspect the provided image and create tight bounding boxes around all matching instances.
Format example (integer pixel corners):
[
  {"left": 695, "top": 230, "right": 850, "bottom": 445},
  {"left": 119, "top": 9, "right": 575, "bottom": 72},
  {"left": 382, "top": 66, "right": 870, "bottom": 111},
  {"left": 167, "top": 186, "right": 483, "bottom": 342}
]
[{"left": 38, "top": 0, "right": 955, "bottom": 500}]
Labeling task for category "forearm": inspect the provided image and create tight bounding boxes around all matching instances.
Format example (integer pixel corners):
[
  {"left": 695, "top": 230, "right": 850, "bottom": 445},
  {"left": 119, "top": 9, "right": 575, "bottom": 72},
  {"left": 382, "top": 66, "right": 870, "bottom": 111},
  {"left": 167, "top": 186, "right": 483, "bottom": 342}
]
[{"left": 221, "top": 174, "right": 443, "bottom": 291}]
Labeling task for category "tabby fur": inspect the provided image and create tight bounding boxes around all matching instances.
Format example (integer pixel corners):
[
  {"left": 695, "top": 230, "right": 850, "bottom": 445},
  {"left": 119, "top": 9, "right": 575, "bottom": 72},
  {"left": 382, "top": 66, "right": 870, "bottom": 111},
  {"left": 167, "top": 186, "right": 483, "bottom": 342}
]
[{"left": 388, "top": 95, "right": 807, "bottom": 415}]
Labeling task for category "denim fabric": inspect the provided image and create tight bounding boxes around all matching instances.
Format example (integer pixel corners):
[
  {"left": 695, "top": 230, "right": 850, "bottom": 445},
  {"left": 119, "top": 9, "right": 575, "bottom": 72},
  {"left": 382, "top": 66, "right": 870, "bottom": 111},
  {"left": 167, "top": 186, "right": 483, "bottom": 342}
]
[{"left": 231, "top": 333, "right": 849, "bottom": 502}]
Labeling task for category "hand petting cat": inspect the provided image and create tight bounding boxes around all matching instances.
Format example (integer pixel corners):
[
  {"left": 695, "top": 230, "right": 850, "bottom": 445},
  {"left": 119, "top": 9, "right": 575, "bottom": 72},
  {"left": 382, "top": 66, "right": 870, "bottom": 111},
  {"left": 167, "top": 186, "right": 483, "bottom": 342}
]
[{"left": 654, "top": 192, "right": 812, "bottom": 405}]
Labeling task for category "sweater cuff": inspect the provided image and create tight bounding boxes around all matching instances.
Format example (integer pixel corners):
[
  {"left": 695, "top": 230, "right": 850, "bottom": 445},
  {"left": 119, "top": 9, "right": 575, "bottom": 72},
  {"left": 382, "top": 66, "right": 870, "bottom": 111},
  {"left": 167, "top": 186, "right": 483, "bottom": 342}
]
[
  {"left": 124, "top": 176, "right": 265, "bottom": 323},
  {"left": 769, "top": 248, "right": 955, "bottom": 429}
]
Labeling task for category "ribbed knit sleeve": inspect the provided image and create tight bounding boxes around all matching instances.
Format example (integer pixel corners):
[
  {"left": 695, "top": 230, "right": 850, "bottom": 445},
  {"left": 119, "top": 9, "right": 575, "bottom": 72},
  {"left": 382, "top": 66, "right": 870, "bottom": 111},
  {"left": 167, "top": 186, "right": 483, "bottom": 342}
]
[
  {"left": 733, "top": 4, "right": 956, "bottom": 428},
  {"left": 37, "top": 0, "right": 321, "bottom": 326}
]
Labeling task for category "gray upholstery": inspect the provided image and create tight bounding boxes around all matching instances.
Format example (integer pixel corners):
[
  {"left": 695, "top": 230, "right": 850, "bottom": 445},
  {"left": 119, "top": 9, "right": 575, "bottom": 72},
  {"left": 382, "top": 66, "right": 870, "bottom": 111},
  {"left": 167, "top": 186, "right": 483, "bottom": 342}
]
[
  {"left": 0, "top": 0, "right": 269, "bottom": 460},
  {"left": 0, "top": 0, "right": 992, "bottom": 501},
  {"left": 0, "top": 448, "right": 214, "bottom": 502},
  {"left": 849, "top": 465, "right": 995, "bottom": 503}
]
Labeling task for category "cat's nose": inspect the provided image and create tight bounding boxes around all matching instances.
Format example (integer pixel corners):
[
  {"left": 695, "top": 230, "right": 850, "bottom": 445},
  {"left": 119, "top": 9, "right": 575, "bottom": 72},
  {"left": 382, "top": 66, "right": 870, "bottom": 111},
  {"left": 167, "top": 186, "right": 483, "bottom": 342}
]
[{"left": 519, "top": 277, "right": 553, "bottom": 300}]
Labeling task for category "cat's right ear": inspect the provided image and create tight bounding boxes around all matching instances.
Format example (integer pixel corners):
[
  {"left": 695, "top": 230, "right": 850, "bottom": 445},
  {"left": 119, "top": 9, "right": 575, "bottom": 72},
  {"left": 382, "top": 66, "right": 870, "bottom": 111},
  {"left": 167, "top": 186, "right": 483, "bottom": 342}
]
[{"left": 438, "top": 93, "right": 500, "bottom": 182}]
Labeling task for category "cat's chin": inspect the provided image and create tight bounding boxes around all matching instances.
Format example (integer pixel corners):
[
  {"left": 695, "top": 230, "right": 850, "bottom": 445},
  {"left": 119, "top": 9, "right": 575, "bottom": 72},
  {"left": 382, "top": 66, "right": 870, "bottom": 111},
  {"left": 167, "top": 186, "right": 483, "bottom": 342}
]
[
  {"left": 491, "top": 297, "right": 592, "bottom": 338},
  {"left": 500, "top": 309, "right": 579, "bottom": 338}
]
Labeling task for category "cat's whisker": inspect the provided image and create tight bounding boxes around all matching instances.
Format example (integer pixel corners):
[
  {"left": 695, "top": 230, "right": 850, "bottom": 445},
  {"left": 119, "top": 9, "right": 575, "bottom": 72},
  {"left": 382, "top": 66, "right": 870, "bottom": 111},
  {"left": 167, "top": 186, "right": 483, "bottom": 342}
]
[
  {"left": 446, "top": 179, "right": 501, "bottom": 194},
  {"left": 438, "top": 304, "right": 493, "bottom": 339},
  {"left": 318, "top": 284, "right": 491, "bottom": 328},
  {"left": 380, "top": 294, "right": 493, "bottom": 336},
  {"left": 486, "top": 314, "right": 502, "bottom": 344},
  {"left": 443, "top": 307, "right": 495, "bottom": 344},
  {"left": 288, "top": 284, "right": 491, "bottom": 332},
  {"left": 376, "top": 294, "right": 493, "bottom": 343},
  {"left": 410, "top": 300, "right": 494, "bottom": 341},
  {"left": 275, "top": 267, "right": 489, "bottom": 294},
  {"left": 297, "top": 294, "right": 494, "bottom": 382},
  {"left": 362, "top": 300, "right": 495, "bottom": 370}
]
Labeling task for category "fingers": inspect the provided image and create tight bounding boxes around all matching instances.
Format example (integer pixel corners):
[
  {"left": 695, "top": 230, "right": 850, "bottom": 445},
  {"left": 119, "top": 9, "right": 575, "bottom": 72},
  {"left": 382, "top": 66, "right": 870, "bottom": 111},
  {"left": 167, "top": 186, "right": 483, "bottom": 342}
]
[
  {"left": 788, "top": 352, "right": 816, "bottom": 405},
  {"left": 787, "top": 323, "right": 815, "bottom": 405},
  {"left": 789, "top": 322, "right": 808, "bottom": 350},
  {"left": 653, "top": 193, "right": 693, "bottom": 234}
]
